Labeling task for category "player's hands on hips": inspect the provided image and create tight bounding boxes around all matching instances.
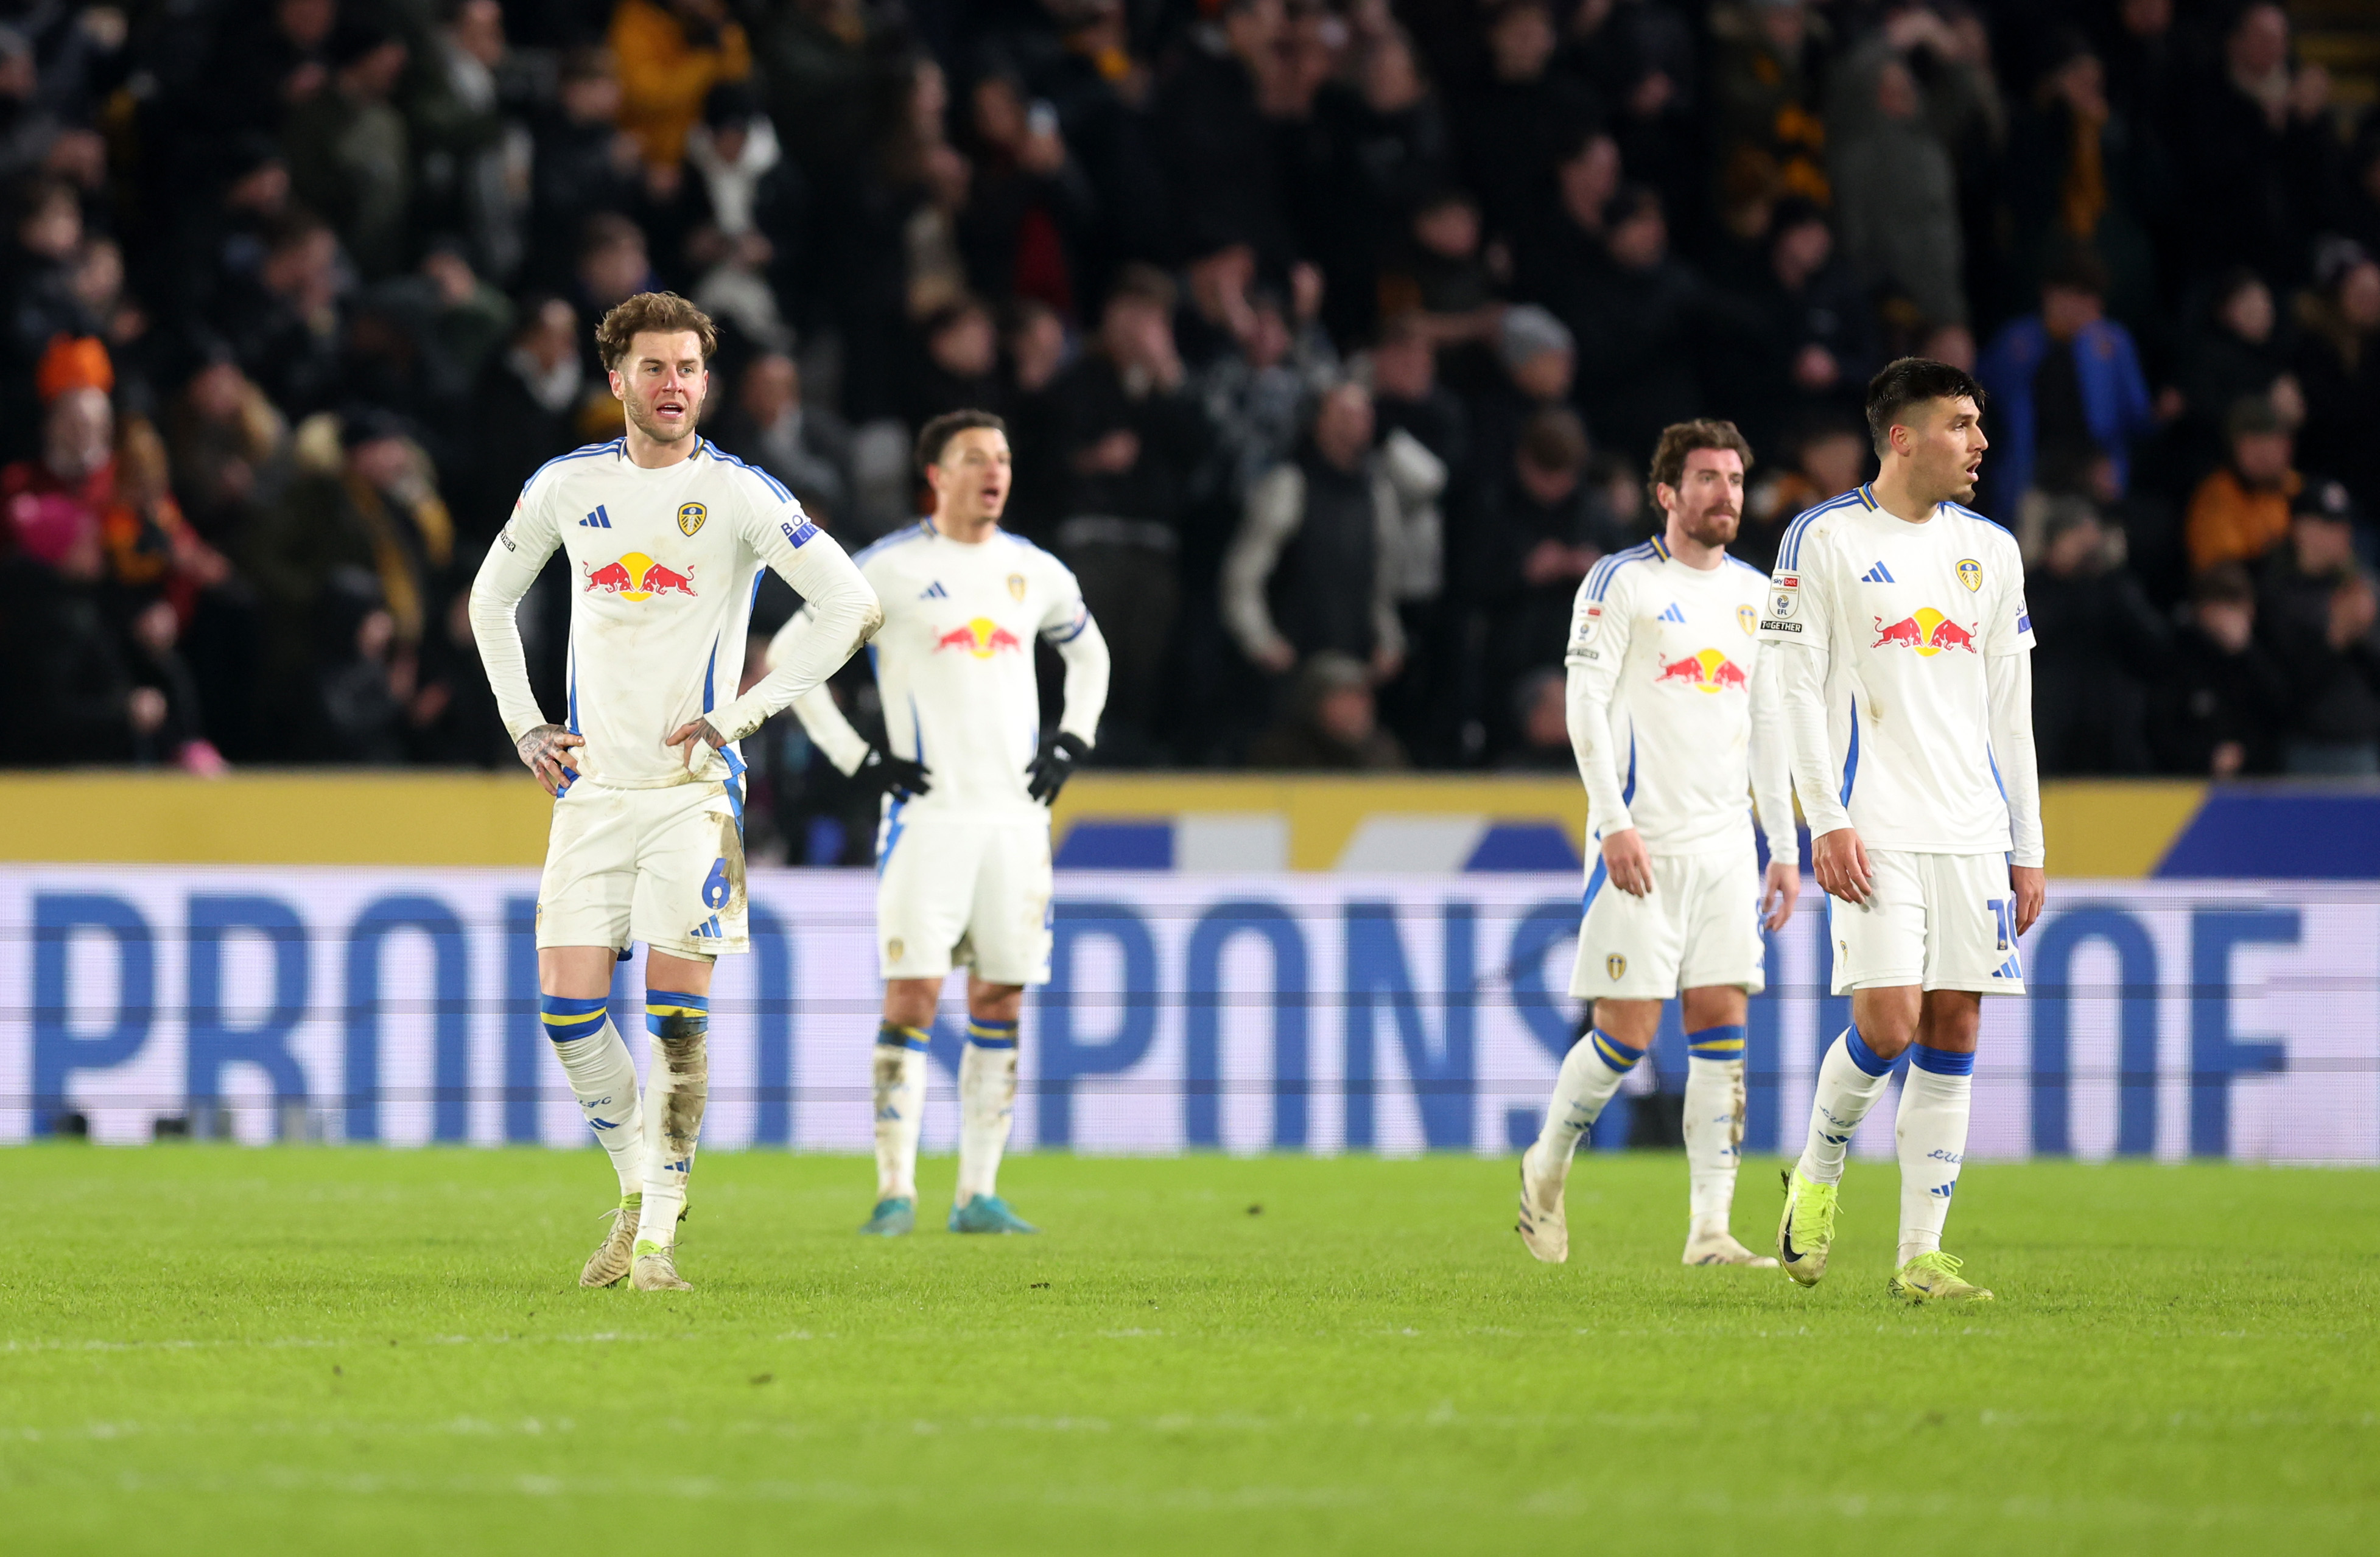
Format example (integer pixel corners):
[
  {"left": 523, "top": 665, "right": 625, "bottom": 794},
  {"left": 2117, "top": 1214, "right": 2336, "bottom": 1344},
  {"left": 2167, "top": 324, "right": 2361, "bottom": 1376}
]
[
  {"left": 1600, "top": 828, "right": 1654, "bottom": 897},
  {"left": 516, "top": 723, "right": 584, "bottom": 796},
  {"left": 1026, "top": 731, "right": 1090, "bottom": 804},
  {"left": 1761, "top": 857, "right": 1801, "bottom": 929},
  {"left": 1811, "top": 826, "right": 1873, "bottom": 906},
  {"left": 2010, "top": 864, "right": 2046, "bottom": 936},
  {"left": 664, "top": 718, "right": 725, "bottom": 771},
  {"left": 859, "top": 745, "right": 932, "bottom": 800}
]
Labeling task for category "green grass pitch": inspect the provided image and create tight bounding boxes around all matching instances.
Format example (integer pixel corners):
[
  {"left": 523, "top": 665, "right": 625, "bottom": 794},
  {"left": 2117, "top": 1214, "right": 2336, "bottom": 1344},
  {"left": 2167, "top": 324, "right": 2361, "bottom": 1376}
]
[{"left": 4, "top": 1147, "right": 2374, "bottom": 1555}]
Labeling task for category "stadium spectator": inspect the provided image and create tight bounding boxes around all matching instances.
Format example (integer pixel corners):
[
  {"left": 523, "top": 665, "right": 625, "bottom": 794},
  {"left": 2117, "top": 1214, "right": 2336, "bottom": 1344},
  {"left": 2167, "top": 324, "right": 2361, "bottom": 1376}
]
[
  {"left": 1554, "top": 186, "right": 1703, "bottom": 464},
  {"left": 715, "top": 351, "right": 852, "bottom": 529},
  {"left": 2258, "top": 480, "right": 2380, "bottom": 775},
  {"left": 958, "top": 68, "right": 1094, "bottom": 322},
  {"left": 1470, "top": 304, "right": 1574, "bottom": 499},
  {"left": 1830, "top": 56, "right": 1964, "bottom": 332},
  {"left": 1053, "top": 265, "right": 1215, "bottom": 758},
  {"left": 1223, "top": 380, "right": 1440, "bottom": 678},
  {"left": 530, "top": 48, "right": 642, "bottom": 286},
  {"left": 1477, "top": 407, "right": 1626, "bottom": 753},
  {"left": 1710, "top": 0, "right": 1828, "bottom": 215},
  {"left": 2292, "top": 242, "right": 2380, "bottom": 524},
  {"left": 1513, "top": 131, "right": 1623, "bottom": 312},
  {"left": 167, "top": 351, "right": 290, "bottom": 550},
  {"left": 609, "top": 0, "right": 752, "bottom": 174},
  {"left": 2023, "top": 498, "right": 2168, "bottom": 774},
  {"left": 1461, "top": 0, "right": 1599, "bottom": 247},
  {"left": 1497, "top": 664, "right": 1574, "bottom": 771},
  {"left": 1727, "top": 199, "right": 1875, "bottom": 453},
  {"left": 2005, "top": 32, "right": 2158, "bottom": 331},
  {"left": 1740, "top": 418, "right": 1867, "bottom": 573},
  {"left": 1977, "top": 250, "right": 2155, "bottom": 519},
  {"left": 2150, "top": 562, "right": 2289, "bottom": 777},
  {"left": 2186, "top": 396, "right": 2300, "bottom": 574},
  {"left": 462, "top": 295, "right": 587, "bottom": 531},
  {"left": 1308, "top": 25, "right": 1452, "bottom": 343},
  {"left": 283, "top": 20, "right": 413, "bottom": 284},
  {"left": 2177, "top": 269, "right": 2301, "bottom": 452},
  {"left": 247, "top": 409, "right": 456, "bottom": 737},
  {"left": 1153, "top": 0, "right": 1290, "bottom": 270},
  {"left": 2180, "top": 1, "right": 2335, "bottom": 287},
  {"left": 1246, "top": 648, "right": 1407, "bottom": 769},
  {"left": 1201, "top": 284, "right": 1339, "bottom": 501}
]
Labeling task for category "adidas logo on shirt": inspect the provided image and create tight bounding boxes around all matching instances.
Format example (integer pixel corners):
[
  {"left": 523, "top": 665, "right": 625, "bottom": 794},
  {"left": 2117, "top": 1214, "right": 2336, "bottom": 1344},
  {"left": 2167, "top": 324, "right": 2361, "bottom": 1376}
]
[
  {"left": 918, "top": 581, "right": 949, "bottom": 600},
  {"left": 1659, "top": 603, "right": 1685, "bottom": 624},
  {"left": 578, "top": 506, "right": 613, "bottom": 529},
  {"left": 1859, "top": 561, "right": 1895, "bottom": 583}
]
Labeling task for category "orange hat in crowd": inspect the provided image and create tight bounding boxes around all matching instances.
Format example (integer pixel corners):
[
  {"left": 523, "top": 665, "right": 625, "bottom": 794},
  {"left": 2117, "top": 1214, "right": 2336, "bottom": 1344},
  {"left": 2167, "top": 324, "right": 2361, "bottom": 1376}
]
[{"left": 36, "top": 335, "right": 113, "bottom": 402}]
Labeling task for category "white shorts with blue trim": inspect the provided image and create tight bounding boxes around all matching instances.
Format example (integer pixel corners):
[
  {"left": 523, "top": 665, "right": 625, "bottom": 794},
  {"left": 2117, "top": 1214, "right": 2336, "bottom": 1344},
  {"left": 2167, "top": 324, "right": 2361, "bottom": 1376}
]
[
  {"left": 1570, "top": 842, "right": 1766, "bottom": 1001},
  {"left": 1827, "top": 848, "right": 2026, "bottom": 995},
  {"left": 535, "top": 777, "right": 748, "bottom": 959},
  {"left": 874, "top": 808, "right": 1053, "bottom": 986}
]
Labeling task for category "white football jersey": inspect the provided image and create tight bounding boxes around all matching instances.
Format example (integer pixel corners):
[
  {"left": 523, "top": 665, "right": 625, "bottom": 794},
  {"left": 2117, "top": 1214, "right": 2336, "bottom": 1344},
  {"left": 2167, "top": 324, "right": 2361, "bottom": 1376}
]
[
  {"left": 1566, "top": 536, "right": 1796, "bottom": 856},
  {"left": 840, "top": 520, "right": 1092, "bottom": 820},
  {"left": 479, "top": 435, "right": 860, "bottom": 789},
  {"left": 1758, "top": 484, "right": 2033, "bottom": 853}
]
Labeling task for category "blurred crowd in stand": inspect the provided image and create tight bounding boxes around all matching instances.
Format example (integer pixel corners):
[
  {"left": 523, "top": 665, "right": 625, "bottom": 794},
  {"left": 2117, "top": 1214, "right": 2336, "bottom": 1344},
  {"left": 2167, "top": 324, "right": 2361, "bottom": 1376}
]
[{"left": 1, "top": 0, "right": 2376, "bottom": 860}]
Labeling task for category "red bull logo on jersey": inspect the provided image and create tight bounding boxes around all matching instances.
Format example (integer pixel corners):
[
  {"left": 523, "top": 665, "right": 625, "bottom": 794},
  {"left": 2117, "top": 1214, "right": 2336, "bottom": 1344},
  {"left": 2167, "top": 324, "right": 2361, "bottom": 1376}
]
[
  {"left": 1872, "top": 607, "right": 1975, "bottom": 656},
  {"left": 1654, "top": 648, "right": 1749, "bottom": 693},
  {"left": 582, "top": 552, "right": 698, "bottom": 603},
  {"left": 934, "top": 617, "right": 1025, "bottom": 658}
]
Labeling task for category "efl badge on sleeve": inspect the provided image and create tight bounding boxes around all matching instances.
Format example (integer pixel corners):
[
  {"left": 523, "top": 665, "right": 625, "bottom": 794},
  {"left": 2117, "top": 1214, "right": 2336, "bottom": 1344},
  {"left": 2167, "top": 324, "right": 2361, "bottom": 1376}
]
[
  {"left": 678, "top": 502, "right": 707, "bottom": 537},
  {"left": 1957, "top": 558, "right": 1981, "bottom": 592},
  {"left": 1008, "top": 572, "right": 1027, "bottom": 602},
  {"left": 1737, "top": 604, "right": 1758, "bottom": 635}
]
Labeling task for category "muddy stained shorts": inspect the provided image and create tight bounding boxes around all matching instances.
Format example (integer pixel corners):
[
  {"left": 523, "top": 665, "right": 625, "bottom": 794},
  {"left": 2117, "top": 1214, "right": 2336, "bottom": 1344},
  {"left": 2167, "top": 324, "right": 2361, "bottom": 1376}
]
[
  {"left": 872, "top": 808, "right": 1053, "bottom": 987},
  {"left": 535, "top": 778, "right": 747, "bottom": 959}
]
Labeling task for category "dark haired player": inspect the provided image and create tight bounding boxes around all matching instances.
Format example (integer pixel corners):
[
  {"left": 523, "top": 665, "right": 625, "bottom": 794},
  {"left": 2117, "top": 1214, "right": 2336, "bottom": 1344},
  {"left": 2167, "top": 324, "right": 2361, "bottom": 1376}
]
[
  {"left": 468, "top": 292, "right": 881, "bottom": 1292},
  {"left": 1517, "top": 420, "right": 1802, "bottom": 1269},
  {"left": 771, "top": 411, "right": 1110, "bottom": 1237},
  {"left": 1764, "top": 358, "right": 2045, "bottom": 1304}
]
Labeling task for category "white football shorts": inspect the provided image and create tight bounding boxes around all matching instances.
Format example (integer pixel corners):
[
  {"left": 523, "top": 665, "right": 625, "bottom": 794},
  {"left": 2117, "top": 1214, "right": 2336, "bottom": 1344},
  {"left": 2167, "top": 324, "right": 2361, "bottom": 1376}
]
[
  {"left": 535, "top": 778, "right": 748, "bottom": 959},
  {"left": 1827, "top": 848, "right": 2026, "bottom": 995},
  {"left": 874, "top": 808, "right": 1054, "bottom": 986},
  {"left": 1570, "top": 842, "right": 1766, "bottom": 1001}
]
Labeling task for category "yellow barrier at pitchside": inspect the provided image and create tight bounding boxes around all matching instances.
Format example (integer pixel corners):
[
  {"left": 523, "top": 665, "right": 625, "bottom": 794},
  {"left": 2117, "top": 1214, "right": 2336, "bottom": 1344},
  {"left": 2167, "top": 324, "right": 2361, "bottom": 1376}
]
[{"left": 0, "top": 771, "right": 2205, "bottom": 876}]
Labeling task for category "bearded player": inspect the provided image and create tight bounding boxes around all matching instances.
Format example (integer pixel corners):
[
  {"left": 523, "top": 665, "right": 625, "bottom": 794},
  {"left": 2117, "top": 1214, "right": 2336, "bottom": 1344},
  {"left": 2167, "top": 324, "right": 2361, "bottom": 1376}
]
[
  {"left": 770, "top": 410, "right": 1109, "bottom": 1236},
  {"left": 468, "top": 292, "right": 880, "bottom": 1291},
  {"left": 1517, "top": 419, "right": 1801, "bottom": 1268},
  {"left": 1764, "top": 358, "right": 2044, "bottom": 1304}
]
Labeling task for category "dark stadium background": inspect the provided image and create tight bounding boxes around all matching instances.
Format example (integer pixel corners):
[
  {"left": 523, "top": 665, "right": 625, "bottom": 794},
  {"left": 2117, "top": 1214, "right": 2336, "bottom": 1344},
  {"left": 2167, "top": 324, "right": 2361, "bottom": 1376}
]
[{"left": 0, "top": 0, "right": 2373, "bottom": 850}]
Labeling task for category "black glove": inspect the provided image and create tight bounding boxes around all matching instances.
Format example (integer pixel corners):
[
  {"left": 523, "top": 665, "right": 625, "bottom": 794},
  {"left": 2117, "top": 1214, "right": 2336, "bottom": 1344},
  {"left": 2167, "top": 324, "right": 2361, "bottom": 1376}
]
[
  {"left": 857, "top": 745, "right": 932, "bottom": 800},
  {"left": 1025, "top": 731, "right": 1090, "bottom": 804}
]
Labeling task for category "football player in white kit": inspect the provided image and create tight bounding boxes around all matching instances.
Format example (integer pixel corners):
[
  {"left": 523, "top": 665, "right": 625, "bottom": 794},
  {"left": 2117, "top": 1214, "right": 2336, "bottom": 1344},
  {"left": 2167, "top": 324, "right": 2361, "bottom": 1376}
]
[
  {"left": 468, "top": 293, "right": 880, "bottom": 1291},
  {"left": 770, "top": 410, "right": 1110, "bottom": 1236},
  {"left": 1515, "top": 420, "right": 1802, "bottom": 1269},
  {"left": 1764, "top": 358, "right": 2045, "bottom": 1304}
]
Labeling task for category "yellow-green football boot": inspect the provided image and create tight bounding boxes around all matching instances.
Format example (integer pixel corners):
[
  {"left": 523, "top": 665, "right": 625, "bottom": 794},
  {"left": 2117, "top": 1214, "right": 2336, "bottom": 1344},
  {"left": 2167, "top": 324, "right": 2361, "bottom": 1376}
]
[
  {"left": 1889, "top": 1251, "right": 1995, "bottom": 1304},
  {"left": 1775, "top": 1167, "right": 1838, "bottom": 1287}
]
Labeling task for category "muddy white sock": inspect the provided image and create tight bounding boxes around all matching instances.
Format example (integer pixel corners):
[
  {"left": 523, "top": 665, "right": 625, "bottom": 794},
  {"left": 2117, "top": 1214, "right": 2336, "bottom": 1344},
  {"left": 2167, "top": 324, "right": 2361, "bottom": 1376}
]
[
  {"left": 1796, "top": 1027, "right": 1893, "bottom": 1186},
  {"left": 1896, "top": 1044, "right": 1974, "bottom": 1265},
  {"left": 873, "top": 1024, "right": 930, "bottom": 1200},
  {"left": 1534, "top": 1029, "right": 1645, "bottom": 1167},
  {"left": 1683, "top": 1026, "right": 1747, "bottom": 1233},
  {"left": 955, "top": 1020, "right": 1019, "bottom": 1205},
  {"left": 541, "top": 996, "right": 643, "bottom": 1195},
  {"left": 635, "top": 990, "right": 709, "bottom": 1248}
]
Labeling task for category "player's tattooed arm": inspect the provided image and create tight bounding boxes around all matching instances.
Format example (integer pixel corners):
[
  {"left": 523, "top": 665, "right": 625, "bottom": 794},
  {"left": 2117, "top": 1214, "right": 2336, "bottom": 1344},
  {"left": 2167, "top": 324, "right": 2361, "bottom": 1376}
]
[
  {"left": 516, "top": 723, "right": 585, "bottom": 795},
  {"left": 664, "top": 718, "right": 726, "bottom": 771}
]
